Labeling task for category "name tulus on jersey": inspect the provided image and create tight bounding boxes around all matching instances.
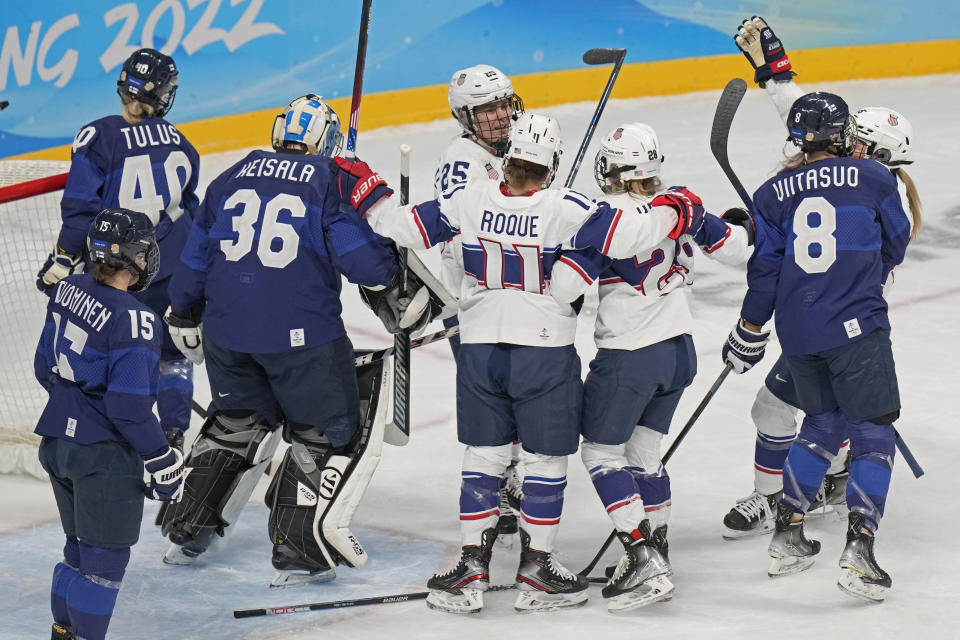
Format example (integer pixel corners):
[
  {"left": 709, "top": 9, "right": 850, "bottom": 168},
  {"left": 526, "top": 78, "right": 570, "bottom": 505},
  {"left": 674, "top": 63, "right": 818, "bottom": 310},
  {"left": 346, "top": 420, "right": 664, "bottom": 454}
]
[
  {"left": 480, "top": 210, "right": 540, "bottom": 237},
  {"left": 53, "top": 281, "right": 112, "bottom": 332},
  {"left": 119, "top": 123, "right": 182, "bottom": 150},
  {"left": 233, "top": 157, "right": 316, "bottom": 183},
  {"left": 771, "top": 165, "right": 859, "bottom": 202}
]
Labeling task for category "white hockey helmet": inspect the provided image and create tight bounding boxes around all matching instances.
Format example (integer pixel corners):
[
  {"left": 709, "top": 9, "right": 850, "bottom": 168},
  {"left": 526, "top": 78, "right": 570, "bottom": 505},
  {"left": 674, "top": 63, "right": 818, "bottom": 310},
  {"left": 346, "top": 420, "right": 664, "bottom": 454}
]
[
  {"left": 503, "top": 112, "right": 562, "bottom": 188},
  {"left": 854, "top": 107, "right": 913, "bottom": 166},
  {"left": 594, "top": 123, "right": 663, "bottom": 193},
  {"left": 448, "top": 64, "right": 524, "bottom": 156},
  {"left": 271, "top": 94, "right": 344, "bottom": 157}
]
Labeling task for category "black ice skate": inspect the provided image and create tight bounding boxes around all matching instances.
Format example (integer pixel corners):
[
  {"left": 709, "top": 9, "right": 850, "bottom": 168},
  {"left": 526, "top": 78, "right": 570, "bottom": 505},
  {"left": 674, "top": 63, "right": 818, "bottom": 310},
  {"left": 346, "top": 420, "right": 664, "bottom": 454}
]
[
  {"left": 426, "top": 528, "right": 497, "bottom": 614},
  {"left": 837, "top": 512, "right": 891, "bottom": 603},
  {"left": 495, "top": 464, "right": 522, "bottom": 547},
  {"left": 51, "top": 623, "right": 75, "bottom": 639},
  {"left": 602, "top": 522, "right": 673, "bottom": 612},
  {"left": 269, "top": 536, "right": 336, "bottom": 588},
  {"left": 514, "top": 530, "right": 588, "bottom": 612},
  {"left": 808, "top": 469, "right": 849, "bottom": 518},
  {"left": 767, "top": 504, "right": 820, "bottom": 577},
  {"left": 605, "top": 523, "right": 672, "bottom": 578},
  {"left": 722, "top": 490, "right": 780, "bottom": 540}
]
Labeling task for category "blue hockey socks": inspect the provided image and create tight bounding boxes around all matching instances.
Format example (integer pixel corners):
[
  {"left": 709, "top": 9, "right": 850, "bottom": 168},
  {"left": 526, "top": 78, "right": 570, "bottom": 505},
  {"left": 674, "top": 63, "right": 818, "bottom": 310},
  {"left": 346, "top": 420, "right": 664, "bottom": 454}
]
[
  {"left": 847, "top": 421, "right": 895, "bottom": 532},
  {"left": 782, "top": 410, "right": 846, "bottom": 513}
]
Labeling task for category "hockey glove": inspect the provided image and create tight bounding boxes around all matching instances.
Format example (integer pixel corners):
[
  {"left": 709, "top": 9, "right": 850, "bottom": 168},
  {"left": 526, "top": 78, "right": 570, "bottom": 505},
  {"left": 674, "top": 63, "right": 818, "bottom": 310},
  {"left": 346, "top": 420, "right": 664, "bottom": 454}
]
[
  {"left": 721, "top": 207, "right": 755, "bottom": 245},
  {"left": 359, "top": 270, "right": 434, "bottom": 337},
  {"left": 143, "top": 446, "right": 185, "bottom": 501},
  {"left": 164, "top": 304, "right": 204, "bottom": 365},
  {"left": 735, "top": 16, "right": 793, "bottom": 86},
  {"left": 722, "top": 319, "right": 770, "bottom": 374},
  {"left": 652, "top": 187, "right": 705, "bottom": 240},
  {"left": 36, "top": 247, "right": 83, "bottom": 293},
  {"left": 334, "top": 157, "right": 394, "bottom": 217}
]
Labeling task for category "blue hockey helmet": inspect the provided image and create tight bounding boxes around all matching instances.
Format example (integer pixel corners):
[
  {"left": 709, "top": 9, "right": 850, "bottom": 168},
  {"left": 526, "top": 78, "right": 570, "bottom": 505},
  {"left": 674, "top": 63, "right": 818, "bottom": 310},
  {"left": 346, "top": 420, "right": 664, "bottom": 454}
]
[
  {"left": 87, "top": 208, "right": 160, "bottom": 292},
  {"left": 786, "top": 92, "right": 856, "bottom": 156},
  {"left": 117, "top": 48, "right": 179, "bottom": 117},
  {"left": 271, "top": 94, "right": 344, "bottom": 157}
]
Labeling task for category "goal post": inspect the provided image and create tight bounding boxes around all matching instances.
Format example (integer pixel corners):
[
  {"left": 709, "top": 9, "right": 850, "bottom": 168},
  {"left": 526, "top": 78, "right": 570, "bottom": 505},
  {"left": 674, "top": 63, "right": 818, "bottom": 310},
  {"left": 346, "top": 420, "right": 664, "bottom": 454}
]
[{"left": 0, "top": 161, "right": 70, "bottom": 479}]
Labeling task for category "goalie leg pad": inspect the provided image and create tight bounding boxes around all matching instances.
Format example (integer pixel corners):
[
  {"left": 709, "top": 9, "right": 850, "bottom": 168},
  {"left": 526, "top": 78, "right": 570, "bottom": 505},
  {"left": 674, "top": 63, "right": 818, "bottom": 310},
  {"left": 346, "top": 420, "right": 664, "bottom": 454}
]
[
  {"left": 161, "top": 412, "right": 279, "bottom": 558},
  {"left": 268, "top": 358, "right": 390, "bottom": 572}
]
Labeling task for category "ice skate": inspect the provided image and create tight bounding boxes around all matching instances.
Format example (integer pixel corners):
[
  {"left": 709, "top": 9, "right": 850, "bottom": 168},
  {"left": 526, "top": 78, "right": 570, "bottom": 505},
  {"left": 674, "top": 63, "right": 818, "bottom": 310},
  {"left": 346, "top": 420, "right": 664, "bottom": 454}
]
[
  {"left": 51, "top": 623, "right": 75, "bottom": 639},
  {"left": 603, "top": 523, "right": 673, "bottom": 612},
  {"left": 162, "top": 542, "right": 200, "bottom": 566},
  {"left": 808, "top": 470, "right": 849, "bottom": 518},
  {"left": 495, "top": 464, "right": 523, "bottom": 548},
  {"left": 269, "top": 539, "right": 336, "bottom": 588},
  {"left": 722, "top": 490, "right": 779, "bottom": 540},
  {"left": 426, "top": 528, "right": 497, "bottom": 614},
  {"left": 767, "top": 505, "right": 820, "bottom": 577},
  {"left": 514, "top": 530, "right": 588, "bottom": 612},
  {"left": 837, "top": 512, "right": 891, "bottom": 603}
]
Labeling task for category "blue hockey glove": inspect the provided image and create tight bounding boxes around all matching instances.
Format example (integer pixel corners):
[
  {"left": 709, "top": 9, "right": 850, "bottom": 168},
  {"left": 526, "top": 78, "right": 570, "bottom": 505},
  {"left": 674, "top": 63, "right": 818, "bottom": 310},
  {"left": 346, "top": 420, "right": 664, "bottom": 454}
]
[
  {"left": 653, "top": 187, "right": 705, "bottom": 240},
  {"left": 143, "top": 446, "right": 185, "bottom": 501},
  {"left": 36, "top": 247, "right": 82, "bottom": 293},
  {"left": 734, "top": 16, "right": 793, "bottom": 86},
  {"left": 722, "top": 319, "right": 770, "bottom": 373}
]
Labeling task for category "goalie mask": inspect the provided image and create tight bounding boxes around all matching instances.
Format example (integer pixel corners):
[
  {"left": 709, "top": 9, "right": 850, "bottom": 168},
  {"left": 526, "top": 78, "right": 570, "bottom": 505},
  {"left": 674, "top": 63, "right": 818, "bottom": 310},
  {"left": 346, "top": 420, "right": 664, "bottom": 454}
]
[
  {"left": 786, "top": 92, "right": 856, "bottom": 157},
  {"left": 503, "top": 113, "right": 562, "bottom": 189},
  {"left": 594, "top": 123, "right": 664, "bottom": 194},
  {"left": 271, "top": 94, "right": 344, "bottom": 157},
  {"left": 448, "top": 64, "right": 524, "bottom": 156},
  {"left": 854, "top": 107, "right": 913, "bottom": 166},
  {"left": 87, "top": 208, "right": 160, "bottom": 292},
  {"left": 117, "top": 48, "right": 178, "bottom": 118}
]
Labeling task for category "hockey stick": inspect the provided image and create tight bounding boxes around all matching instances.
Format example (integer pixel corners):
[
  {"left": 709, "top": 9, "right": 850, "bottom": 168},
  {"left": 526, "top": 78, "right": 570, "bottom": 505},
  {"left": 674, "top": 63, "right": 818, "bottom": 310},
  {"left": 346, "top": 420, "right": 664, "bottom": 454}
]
[
  {"left": 893, "top": 428, "right": 924, "bottom": 478},
  {"left": 354, "top": 325, "right": 460, "bottom": 368},
  {"left": 385, "top": 145, "right": 412, "bottom": 447},
  {"left": 564, "top": 48, "right": 627, "bottom": 189},
  {"left": 710, "top": 78, "right": 754, "bottom": 212},
  {"left": 344, "top": 0, "right": 372, "bottom": 159},
  {"left": 577, "top": 363, "right": 734, "bottom": 577}
]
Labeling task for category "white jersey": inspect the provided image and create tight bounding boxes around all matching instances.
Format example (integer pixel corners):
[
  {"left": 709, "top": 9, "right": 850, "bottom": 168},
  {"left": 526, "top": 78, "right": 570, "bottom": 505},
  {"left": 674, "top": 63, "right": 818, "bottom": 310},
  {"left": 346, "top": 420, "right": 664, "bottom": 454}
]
[
  {"left": 364, "top": 183, "right": 677, "bottom": 347},
  {"left": 551, "top": 191, "right": 751, "bottom": 350},
  {"left": 433, "top": 136, "right": 504, "bottom": 297}
]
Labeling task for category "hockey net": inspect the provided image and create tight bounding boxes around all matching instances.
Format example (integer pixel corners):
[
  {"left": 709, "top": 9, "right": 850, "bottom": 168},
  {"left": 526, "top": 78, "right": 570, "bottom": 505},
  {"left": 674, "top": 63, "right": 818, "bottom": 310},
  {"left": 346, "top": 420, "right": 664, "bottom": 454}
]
[{"left": 0, "top": 160, "right": 69, "bottom": 479}]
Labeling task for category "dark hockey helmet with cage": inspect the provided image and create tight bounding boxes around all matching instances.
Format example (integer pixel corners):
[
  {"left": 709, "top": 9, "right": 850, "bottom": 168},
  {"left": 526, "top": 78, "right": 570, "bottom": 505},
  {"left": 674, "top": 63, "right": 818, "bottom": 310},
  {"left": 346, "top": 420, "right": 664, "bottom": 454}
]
[
  {"left": 87, "top": 208, "right": 160, "bottom": 293},
  {"left": 786, "top": 92, "right": 856, "bottom": 156},
  {"left": 117, "top": 48, "right": 179, "bottom": 117}
]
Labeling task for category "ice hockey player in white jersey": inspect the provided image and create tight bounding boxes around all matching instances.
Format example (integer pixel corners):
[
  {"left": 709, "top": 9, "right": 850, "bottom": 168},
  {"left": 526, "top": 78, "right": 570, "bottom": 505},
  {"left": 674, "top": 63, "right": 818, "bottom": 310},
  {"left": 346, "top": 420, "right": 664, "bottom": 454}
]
[
  {"left": 549, "top": 123, "right": 752, "bottom": 611},
  {"left": 722, "top": 15, "right": 924, "bottom": 541},
  {"left": 437, "top": 64, "right": 526, "bottom": 544},
  {"left": 333, "top": 112, "right": 705, "bottom": 614}
]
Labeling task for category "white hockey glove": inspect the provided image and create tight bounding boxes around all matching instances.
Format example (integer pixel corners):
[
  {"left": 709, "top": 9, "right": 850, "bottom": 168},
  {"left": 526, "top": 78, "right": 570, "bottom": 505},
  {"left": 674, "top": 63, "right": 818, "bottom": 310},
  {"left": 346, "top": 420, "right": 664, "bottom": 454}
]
[
  {"left": 36, "top": 247, "right": 83, "bottom": 292},
  {"left": 143, "top": 446, "right": 185, "bottom": 501},
  {"left": 722, "top": 319, "right": 771, "bottom": 374},
  {"left": 164, "top": 305, "right": 204, "bottom": 365}
]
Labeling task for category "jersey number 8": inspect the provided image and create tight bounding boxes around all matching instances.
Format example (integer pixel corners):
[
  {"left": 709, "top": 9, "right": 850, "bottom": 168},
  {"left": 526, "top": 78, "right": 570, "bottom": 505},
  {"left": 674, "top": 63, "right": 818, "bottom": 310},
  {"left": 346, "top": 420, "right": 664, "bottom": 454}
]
[{"left": 793, "top": 196, "right": 837, "bottom": 274}]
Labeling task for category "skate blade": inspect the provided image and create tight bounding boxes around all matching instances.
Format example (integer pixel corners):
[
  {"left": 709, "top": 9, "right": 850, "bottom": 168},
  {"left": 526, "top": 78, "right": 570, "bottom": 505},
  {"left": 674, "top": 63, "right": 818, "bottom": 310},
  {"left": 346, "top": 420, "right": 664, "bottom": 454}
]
[
  {"left": 806, "top": 504, "right": 848, "bottom": 520},
  {"left": 722, "top": 522, "right": 775, "bottom": 541},
  {"left": 162, "top": 543, "right": 198, "bottom": 566},
  {"left": 269, "top": 568, "right": 336, "bottom": 588},
  {"left": 425, "top": 588, "right": 484, "bottom": 615},
  {"left": 607, "top": 575, "right": 675, "bottom": 613},
  {"left": 767, "top": 555, "right": 816, "bottom": 577},
  {"left": 514, "top": 588, "right": 588, "bottom": 613},
  {"left": 837, "top": 569, "right": 887, "bottom": 603}
]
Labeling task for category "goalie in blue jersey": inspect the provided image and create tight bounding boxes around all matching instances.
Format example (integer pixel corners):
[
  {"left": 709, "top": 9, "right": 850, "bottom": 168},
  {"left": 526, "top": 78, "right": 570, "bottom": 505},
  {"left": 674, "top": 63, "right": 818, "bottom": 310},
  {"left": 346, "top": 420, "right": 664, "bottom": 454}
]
[
  {"left": 722, "top": 92, "right": 910, "bottom": 602},
  {"left": 36, "top": 209, "right": 185, "bottom": 640},
  {"left": 36, "top": 48, "right": 201, "bottom": 454}
]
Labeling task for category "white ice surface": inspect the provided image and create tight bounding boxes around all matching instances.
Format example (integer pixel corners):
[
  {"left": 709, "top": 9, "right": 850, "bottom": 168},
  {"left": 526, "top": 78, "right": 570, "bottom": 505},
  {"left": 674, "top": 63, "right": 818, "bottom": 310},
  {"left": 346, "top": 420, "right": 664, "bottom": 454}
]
[{"left": 3, "top": 74, "right": 960, "bottom": 639}]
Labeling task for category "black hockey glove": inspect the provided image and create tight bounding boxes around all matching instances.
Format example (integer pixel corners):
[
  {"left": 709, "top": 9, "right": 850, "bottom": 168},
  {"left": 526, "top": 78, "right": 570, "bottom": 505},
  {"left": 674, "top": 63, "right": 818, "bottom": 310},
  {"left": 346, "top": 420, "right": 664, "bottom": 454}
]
[
  {"left": 721, "top": 207, "right": 755, "bottom": 245},
  {"left": 360, "top": 269, "right": 433, "bottom": 336}
]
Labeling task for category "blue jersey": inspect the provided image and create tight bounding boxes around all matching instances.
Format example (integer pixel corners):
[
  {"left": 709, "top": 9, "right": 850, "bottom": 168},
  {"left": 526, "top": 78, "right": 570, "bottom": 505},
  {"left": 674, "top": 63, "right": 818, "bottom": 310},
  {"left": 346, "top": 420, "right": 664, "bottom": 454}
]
[
  {"left": 34, "top": 274, "right": 167, "bottom": 458},
  {"left": 59, "top": 115, "right": 200, "bottom": 281},
  {"left": 743, "top": 157, "right": 910, "bottom": 355},
  {"left": 169, "top": 149, "right": 397, "bottom": 354}
]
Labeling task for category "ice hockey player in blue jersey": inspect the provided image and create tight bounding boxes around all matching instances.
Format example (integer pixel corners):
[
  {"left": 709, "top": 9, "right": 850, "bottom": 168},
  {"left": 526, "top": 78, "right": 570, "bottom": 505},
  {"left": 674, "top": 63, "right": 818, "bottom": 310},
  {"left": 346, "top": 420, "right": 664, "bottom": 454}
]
[
  {"left": 36, "top": 48, "right": 201, "bottom": 453},
  {"left": 721, "top": 91, "right": 910, "bottom": 602},
  {"left": 36, "top": 209, "right": 185, "bottom": 640},
  {"left": 723, "top": 16, "right": 925, "bottom": 542},
  {"left": 334, "top": 112, "right": 704, "bottom": 614},
  {"left": 550, "top": 123, "right": 753, "bottom": 611},
  {"left": 160, "top": 94, "right": 433, "bottom": 587}
]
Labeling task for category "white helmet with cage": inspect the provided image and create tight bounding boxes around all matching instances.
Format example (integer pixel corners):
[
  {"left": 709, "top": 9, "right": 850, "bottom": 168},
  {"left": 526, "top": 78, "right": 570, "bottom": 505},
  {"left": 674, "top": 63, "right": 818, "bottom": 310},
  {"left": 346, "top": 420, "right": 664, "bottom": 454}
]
[
  {"left": 854, "top": 107, "right": 913, "bottom": 166},
  {"left": 594, "top": 123, "right": 663, "bottom": 193},
  {"left": 503, "top": 112, "right": 562, "bottom": 188},
  {"left": 448, "top": 64, "right": 524, "bottom": 156},
  {"left": 271, "top": 94, "right": 344, "bottom": 157}
]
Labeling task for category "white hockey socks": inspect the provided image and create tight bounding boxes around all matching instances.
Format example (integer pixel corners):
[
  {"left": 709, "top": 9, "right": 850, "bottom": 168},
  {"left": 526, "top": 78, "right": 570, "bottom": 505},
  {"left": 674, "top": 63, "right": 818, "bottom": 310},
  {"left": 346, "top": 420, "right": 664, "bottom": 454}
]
[
  {"left": 460, "top": 444, "right": 512, "bottom": 546},
  {"left": 518, "top": 452, "right": 568, "bottom": 553},
  {"left": 582, "top": 440, "right": 646, "bottom": 534},
  {"left": 625, "top": 428, "right": 671, "bottom": 529}
]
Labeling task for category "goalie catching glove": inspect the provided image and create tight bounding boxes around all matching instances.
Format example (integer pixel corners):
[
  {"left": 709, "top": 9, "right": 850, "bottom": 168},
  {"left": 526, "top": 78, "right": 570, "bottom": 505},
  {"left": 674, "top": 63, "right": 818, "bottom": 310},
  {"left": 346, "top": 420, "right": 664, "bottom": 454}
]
[
  {"left": 360, "top": 265, "right": 434, "bottom": 337},
  {"left": 164, "top": 302, "right": 204, "bottom": 365},
  {"left": 36, "top": 247, "right": 83, "bottom": 292}
]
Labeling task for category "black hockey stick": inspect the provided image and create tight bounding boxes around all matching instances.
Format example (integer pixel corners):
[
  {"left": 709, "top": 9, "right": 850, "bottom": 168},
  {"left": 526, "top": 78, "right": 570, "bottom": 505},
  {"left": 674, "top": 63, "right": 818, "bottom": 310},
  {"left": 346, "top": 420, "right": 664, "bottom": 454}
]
[
  {"left": 344, "top": 0, "right": 372, "bottom": 159},
  {"left": 353, "top": 325, "right": 460, "bottom": 368},
  {"left": 710, "top": 78, "right": 754, "bottom": 212},
  {"left": 564, "top": 48, "right": 627, "bottom": 188},
  {"left": 0, "top": 100, "right": 8, "bottom": 111},
  {"left": 577, "top": 363, "right": 734, "bottom": 577},
  {"left": 385, "top": 145, "right": 412, "bottom": 447}
]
